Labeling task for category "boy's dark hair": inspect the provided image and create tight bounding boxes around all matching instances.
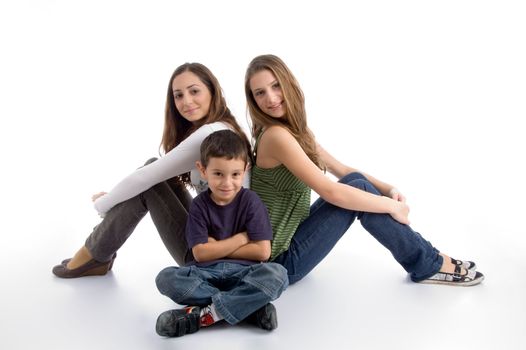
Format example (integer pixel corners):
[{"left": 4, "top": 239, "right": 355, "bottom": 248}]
[{"left": 200, "top": 130, "right": 250, "bottom": 167}]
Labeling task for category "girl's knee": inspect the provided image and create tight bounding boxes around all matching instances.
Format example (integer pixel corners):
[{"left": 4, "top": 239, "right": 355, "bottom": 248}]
[
  {"left": 340, "top": 172, "right": 367, "bottom": 184},
  {"left": 348, "top": 178, "right": 381, "bottom": 195}
]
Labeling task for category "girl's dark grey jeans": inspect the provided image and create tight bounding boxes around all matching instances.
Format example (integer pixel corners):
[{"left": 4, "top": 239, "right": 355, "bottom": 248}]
[{"left": 85, "top": 158, "right": 193, "bottom": 266}]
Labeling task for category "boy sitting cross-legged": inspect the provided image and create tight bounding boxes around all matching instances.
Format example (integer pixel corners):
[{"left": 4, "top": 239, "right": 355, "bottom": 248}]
[{"left": 155, "top": 129, "right": 289, "bottom": 338}]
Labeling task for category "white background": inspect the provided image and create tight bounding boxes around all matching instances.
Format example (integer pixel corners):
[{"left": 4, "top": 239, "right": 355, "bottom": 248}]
[{"left": 1, "top": 1, "right": 525, "bottom": 349}]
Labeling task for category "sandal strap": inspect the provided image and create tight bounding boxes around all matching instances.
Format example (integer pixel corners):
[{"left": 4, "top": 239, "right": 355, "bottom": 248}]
[
  {"left": 427, "top": 266, "right": 476, "bottom": 283},
  {"left": 450, "top": 257, "right": 476, "bottom": 270}
]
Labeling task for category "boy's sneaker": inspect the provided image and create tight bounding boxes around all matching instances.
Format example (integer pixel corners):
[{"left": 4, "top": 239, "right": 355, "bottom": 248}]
[
  {"left": 244, "top": 303, "right": 278, "bottom": 331},
  {"left": 156, "top": 306, "right": 201, "bottom": 337}
]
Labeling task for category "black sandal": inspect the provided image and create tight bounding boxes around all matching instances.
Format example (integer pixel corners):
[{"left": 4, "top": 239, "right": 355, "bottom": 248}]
[
  {"left": 419, "top": 265, "right": 484, "bottom": 286},
  {"left": 451, "top": 257, "right": 476, "bottom": 270}
]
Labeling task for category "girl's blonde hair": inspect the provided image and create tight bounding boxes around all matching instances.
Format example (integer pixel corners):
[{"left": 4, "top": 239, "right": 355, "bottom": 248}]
[{"left": 244, "top": 54, "right": 323, "bottom": 169}]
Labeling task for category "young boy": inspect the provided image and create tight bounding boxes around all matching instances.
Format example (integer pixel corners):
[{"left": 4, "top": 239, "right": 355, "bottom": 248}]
[{"left": 155, "top": 129, "right": 289, "bottom": 338}]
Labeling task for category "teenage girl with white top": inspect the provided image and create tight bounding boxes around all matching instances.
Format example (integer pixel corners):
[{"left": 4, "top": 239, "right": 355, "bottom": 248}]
[{"left": 52, "top": 62, "right": 250, "bottom": 278}]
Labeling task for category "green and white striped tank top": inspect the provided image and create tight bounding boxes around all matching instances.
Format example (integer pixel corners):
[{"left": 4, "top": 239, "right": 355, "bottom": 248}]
[{"left": 250, "top": 133, "right": 311, "bottom": 260}]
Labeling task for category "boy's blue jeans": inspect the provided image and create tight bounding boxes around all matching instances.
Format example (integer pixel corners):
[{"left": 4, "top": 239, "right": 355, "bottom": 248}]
[
  {"left": 156, "top": 262, "right": 289, "bottom": 325},
  {"left": 273, "top": 172, "right": 443, "bottom": 284}
]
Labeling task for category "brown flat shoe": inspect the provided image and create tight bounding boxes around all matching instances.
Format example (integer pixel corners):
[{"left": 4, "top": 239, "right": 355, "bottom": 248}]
[{"left": 52, "top": 253, "right": 116, "bottom": 278}]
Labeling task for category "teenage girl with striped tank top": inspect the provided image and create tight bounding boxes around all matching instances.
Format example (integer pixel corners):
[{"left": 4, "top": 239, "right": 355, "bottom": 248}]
[{"left": 244, "top": 54, "right": 484, "bottom": 286}]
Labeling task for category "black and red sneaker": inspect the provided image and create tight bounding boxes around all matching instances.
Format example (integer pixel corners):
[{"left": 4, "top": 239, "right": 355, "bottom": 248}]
[
  {"left": 155, "top": 306, "right": 201, "bottom": 337},
  {"left": 244, "top": 303, "right": 278, "bottom": 331}
]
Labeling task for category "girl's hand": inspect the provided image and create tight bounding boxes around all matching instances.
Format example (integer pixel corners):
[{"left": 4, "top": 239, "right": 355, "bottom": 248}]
[
  {"left": 390, "top": 200, "right": 410, "bottom": 225},
  {"left": 388, "top": 187, "right": 406, "bottom": 203},
  {"left": 207, "top": 236, "right": 217, "bottom": 243},
  {"left": 92, "top": 192, "right": 107, "bottom": 202}
]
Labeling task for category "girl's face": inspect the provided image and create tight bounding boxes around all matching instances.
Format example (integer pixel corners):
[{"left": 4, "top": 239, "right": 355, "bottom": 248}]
[
  {"left": 249, "top": 69, "right": 285, "bottom": 119},
  {"left": 172, "top": 71, "right": 212, "bottom": 123}
]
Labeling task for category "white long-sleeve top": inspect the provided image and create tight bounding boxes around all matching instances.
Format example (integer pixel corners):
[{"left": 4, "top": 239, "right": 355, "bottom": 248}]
[{"left": 93, "top": 122, "right": 237, "bottom": 215}]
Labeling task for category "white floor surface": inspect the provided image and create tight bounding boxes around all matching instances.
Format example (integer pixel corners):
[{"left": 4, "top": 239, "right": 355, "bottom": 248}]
[{"left": 2, "top": 208, "right": 525, "bottom": 350}]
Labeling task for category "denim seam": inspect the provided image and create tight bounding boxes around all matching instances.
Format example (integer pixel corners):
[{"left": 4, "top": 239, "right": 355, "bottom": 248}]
[
  {"left": 246, "top": 274, "right": 286, "bottom": 299},
  {"left": 163, "top": 267, "right": 206, "bottom": 304},
  {"left": 212, "top": 294, "right": 238, "bottom": 325}
]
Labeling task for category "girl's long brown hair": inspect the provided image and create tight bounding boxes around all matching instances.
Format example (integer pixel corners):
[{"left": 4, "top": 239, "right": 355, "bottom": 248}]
[
  {"left": 161, "top": 62, "right": 250, "bottom": 185},
  {"left": 244, "top": 54, "right": 323, "bottom": 169}
]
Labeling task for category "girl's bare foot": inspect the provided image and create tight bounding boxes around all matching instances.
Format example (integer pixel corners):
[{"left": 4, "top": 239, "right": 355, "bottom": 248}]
[
  {"left": 66, "top": 245, "right": 93, "bottom": 269},
  {"left": 438, "top": 253, "right": 467, "bottom": 274}
]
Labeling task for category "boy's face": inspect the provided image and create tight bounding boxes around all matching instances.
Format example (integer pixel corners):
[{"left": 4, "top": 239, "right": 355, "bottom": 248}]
[{"left": 197, "top": 157, "right": 246, "bottom": 205}]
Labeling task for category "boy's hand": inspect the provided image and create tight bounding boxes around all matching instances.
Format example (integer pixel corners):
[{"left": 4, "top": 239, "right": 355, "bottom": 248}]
[
  {"left": 193, "top": 231, "right": 250, "bottom": 263},
  {"left": 236, "top": 232, "right": 250, "bottom": 246}
]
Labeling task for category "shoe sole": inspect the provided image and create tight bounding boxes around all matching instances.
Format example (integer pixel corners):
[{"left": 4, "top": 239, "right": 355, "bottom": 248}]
[
  {"left": 418, "top": 274, "right": 485, "bottom": 287},
  {"left": 52, "top": 257, "right": 115, "bottom": 278},
  {"left": 156, "top": 309, "right": 200, "bottom": 337}
]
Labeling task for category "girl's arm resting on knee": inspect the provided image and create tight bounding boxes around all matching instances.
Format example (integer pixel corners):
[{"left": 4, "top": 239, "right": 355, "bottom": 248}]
[
  {"left": 226, "top": 240, "right": 271, "bottom": 262},
  {"left": 261, "top": 127, "right": 410, "bottom": 224},
  {"left": 192, "top": 232, "right": 249, "bottom": 263}
]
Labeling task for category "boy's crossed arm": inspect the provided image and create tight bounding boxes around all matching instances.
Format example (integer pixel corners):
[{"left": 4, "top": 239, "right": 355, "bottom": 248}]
[
  {"left": 227, "top": 237, "right": 271, "bottom": 262},
  {"left": 192, "top": 232, "right": 271, "bottom": 263}
]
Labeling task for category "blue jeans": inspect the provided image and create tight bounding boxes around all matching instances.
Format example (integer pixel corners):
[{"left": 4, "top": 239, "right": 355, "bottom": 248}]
[
  {"left": 273, "top": 172, "right": 443, "bottom": 284},
  {"left": 155, "top": 262, "right": 289, "bottom": 325}
]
